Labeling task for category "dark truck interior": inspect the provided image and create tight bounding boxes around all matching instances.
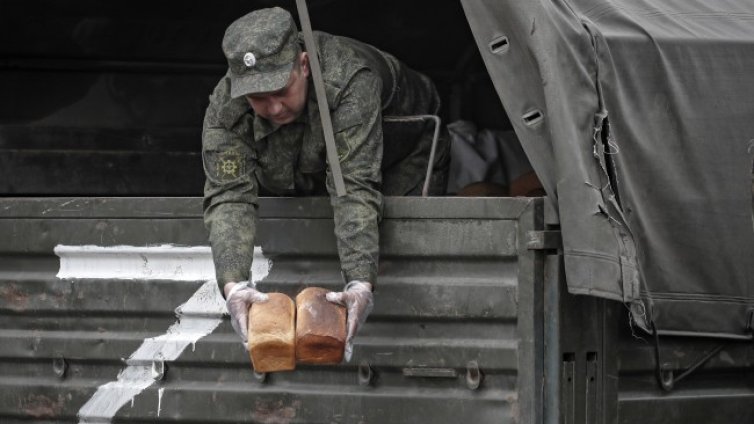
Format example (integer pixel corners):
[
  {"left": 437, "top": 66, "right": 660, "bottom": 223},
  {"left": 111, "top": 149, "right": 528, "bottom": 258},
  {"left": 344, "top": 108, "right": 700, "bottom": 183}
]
[{"left": 1, "top": 0, "right": 543, "bottom": 196}]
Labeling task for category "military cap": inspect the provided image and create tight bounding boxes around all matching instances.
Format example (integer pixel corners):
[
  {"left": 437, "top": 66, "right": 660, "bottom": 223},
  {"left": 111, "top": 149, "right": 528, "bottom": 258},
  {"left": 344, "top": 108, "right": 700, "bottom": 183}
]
[{"left": 222, "top": 7, "right": 301, "bottom": 98}]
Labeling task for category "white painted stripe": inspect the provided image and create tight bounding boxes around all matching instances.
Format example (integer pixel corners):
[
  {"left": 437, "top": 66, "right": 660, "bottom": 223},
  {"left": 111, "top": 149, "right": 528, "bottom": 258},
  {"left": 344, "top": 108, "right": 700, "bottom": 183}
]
[
  {"left": 75, "top": 246, "right": 272, "bottom": 423},
  {"left": 157, "top": 387, "right": 165, "bottom": 417},
  {"left": 76, "top": 280, "right": 225, "bottom": 423},
  {"left": 55, "top": 245, "right": 214, "bottom": 281}
]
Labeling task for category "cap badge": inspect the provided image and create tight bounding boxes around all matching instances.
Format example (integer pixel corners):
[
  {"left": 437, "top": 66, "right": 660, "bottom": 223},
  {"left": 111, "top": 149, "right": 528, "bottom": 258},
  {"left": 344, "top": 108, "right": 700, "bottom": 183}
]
[{"left": 243, "top": 52, "right": 256, "bottom": 68}]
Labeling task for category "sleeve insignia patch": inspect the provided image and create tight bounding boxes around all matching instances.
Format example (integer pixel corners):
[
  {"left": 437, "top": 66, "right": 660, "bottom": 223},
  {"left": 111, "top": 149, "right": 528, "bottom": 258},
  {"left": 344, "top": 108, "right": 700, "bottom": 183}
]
[{"left": 206, "top": 149, "right": 246, "bottom": 183}]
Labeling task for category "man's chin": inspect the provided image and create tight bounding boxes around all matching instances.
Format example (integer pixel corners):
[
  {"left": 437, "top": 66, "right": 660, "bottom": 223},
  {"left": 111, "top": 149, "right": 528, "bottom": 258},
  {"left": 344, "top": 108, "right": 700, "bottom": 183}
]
[{"left": 270, "top": 115, "right": 295, "bottom": 125}]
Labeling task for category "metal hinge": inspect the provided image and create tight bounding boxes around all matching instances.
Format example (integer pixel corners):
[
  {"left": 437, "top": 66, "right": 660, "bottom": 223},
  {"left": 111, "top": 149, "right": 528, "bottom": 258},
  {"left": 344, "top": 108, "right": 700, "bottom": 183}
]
[{"left": 526, "top": 230, "right": 562, "bottom": 250}]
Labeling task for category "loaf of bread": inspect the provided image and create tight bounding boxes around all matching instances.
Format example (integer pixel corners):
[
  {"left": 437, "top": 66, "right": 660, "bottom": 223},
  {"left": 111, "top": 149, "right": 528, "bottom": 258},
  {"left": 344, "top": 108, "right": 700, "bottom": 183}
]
[
  {"left": 247, "top": 292, "right": 296, "bottom": 372},
  {"left": 295, "top": 287, "right": 347, "bottom": 364}
]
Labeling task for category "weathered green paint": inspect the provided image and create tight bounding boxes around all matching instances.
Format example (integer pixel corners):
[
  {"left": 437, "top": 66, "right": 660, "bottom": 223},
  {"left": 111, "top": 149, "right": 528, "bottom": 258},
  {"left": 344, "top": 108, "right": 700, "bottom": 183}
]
[{"left": 0, "top": 196, "right": 543, "bottom": 423}]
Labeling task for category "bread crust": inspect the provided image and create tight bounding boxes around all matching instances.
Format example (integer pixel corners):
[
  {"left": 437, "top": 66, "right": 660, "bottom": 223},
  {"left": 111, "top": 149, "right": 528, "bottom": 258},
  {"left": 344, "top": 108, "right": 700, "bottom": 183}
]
[
  {"left": 295, "top": 287, "right": 347, "bottom": 364},
  {"left": 248, "top": 292, "right": 296, "bottom": 372}
]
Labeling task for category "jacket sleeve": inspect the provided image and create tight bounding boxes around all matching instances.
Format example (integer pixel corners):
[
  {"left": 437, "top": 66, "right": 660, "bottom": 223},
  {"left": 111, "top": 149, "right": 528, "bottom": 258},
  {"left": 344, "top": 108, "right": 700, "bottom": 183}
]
[
  {"left": 326, "top": 70, "right": 384, "bottom": 284},
  {"left": 202, "top": 77, "right": 259, "bottom": 291}
]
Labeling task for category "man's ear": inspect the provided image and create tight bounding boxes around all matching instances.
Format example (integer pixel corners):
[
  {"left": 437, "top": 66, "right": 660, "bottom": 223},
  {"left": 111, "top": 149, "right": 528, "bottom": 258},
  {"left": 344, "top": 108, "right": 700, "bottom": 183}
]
[{"left": 300, "top": 52, "right": 310, "bottom": 77}]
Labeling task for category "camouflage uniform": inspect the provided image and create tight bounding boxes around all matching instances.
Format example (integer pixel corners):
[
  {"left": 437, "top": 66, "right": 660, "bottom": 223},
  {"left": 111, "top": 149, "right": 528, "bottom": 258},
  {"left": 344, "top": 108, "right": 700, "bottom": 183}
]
[{"left": 203, "top": 8, "right": 448, "bottom": 289}]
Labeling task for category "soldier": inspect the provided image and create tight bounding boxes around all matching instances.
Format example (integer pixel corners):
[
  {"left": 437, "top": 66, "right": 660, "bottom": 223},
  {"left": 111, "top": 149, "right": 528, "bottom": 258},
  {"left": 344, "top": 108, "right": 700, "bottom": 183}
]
[{"left": 203, "top": 7, "right": 448, "bottom": 361}]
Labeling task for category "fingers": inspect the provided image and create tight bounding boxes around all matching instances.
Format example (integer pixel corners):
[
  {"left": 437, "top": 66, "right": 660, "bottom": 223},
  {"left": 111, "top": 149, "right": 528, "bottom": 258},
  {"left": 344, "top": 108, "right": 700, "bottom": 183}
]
[
  {"left": 326, "top": 290, "right": 346, "bottom": 306},
  {"left": 343, "top": 300, "right": 365, "bottom": 362},
  {"left": 344, "top": 340, "right": 354, "bottom": 363},
  {"left": 347, "top": 292, "right": 373, "bottom": 330},
  {"left": 226, "top": 286, "right": 269, "bottom": 345},
  {"left": 345, "top": 310, "right": 360, "bottom": 340},
  {"left": 229, "top": 307, "right": 249, "bottom": 342},
  {"left": 238, "top": 308, "right": 250, "bottom": 341},
  {"left": 328, "top": 286, "right": 374, "bottom": 363},
  {"left": 241, "top": 289, "right": 269, "bottom": 304},
  {"left": 343, "top": 298, "right": 358, "bottom": 362}
]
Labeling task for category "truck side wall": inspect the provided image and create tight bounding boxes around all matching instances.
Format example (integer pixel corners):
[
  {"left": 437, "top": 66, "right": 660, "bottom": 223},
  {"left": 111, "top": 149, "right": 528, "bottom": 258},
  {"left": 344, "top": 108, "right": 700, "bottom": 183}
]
[{"left": 0, "top": 197, "right": 545, "bottom": 423}]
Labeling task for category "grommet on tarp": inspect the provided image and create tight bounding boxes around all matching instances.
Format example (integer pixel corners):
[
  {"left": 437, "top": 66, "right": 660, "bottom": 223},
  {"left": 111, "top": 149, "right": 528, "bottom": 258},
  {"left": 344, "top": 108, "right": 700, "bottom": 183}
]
[
  {"left": 52, "top": 355, "right": 68, "bottom": 379},
  {"left": 522, "top": 109, "right": 544, "bottom": 127},
  {"left": 466, "top": 361, "right": 483, "bottom": 390},
  {"left": 357, "top": 360, "right": 373, "bottom": 386},
  {"left": 488, "top": 35, "right": 510, "bottom": 54}
]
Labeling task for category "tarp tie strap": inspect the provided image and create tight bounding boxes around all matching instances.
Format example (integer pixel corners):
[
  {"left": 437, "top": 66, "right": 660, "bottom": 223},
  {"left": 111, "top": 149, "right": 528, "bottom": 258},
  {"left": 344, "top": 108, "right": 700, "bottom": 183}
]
[{"left": 295, "top": 0, "right": 347, "bottom": 197}]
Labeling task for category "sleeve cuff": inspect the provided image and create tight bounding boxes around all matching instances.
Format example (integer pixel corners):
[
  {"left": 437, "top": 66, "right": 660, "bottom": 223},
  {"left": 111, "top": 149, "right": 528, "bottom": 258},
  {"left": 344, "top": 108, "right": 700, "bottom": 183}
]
[{"left": 342, "top": 264, "right": 377, "bottom": 286}]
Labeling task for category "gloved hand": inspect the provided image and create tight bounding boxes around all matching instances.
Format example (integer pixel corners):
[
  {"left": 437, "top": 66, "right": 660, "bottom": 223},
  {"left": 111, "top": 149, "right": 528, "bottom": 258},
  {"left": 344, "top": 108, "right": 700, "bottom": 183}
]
[
  {"left": 225, "top": 281, "right": 269, "bottom": 349},
  {"left": 326, "top": 281, "right": 374, "bottom": 362}
]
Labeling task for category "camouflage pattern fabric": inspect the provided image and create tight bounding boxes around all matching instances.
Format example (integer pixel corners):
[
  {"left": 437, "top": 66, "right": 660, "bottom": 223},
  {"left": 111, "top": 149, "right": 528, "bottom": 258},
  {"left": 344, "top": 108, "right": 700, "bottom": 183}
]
[
  {"left": 203, "top": 31, "right": 449, "bottom": 288},
  {"left": 222, "top": 7, "right": 302, "bottom": 97}
]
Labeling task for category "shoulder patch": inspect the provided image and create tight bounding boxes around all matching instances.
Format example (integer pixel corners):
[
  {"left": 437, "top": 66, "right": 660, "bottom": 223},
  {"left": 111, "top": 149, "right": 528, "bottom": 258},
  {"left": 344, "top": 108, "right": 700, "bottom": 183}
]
[
  {"left": 218, "top": 150, "right": 243, "bottom": 180},
  {"left": 204, "top": 148, "right": 247, "bottom": 184}
]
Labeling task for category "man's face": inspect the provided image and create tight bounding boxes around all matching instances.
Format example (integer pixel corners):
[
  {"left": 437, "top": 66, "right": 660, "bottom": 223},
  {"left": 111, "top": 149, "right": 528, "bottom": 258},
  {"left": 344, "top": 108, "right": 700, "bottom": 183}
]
[{"left": 246, "top": 52, "right": 310, "bottom": 125}]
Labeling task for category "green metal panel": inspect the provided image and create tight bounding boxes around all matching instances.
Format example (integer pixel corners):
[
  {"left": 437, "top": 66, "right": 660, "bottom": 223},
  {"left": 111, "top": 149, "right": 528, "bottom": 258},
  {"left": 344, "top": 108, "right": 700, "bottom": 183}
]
[
  {"left": 615, "top": 323, "right": 754, "bottom": 424},
  {"left": 0, "top": 196, "right": 545, "bottom": 423},
  {"left": 544, "top": 255, "right": 754, "bottom": 424}
]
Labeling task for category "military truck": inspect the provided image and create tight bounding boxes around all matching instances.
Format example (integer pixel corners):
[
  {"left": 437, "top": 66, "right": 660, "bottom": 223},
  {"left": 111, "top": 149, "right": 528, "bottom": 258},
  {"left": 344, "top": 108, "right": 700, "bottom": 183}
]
[{"left": 1, "top": 0, "right": 752, "bottom": 423}]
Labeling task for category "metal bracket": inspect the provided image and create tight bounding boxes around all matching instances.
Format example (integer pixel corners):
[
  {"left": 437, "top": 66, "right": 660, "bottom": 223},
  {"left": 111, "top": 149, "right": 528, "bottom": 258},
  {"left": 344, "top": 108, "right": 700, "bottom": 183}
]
[
  {"left": 151, "top": 359, "right": 166, "bottom": 381},
  {"left": 465, "top": 361, "right": 483, "bottom": 390},
  {"left": 651, "top": 322, "right": 725, "bottom": 392},
  {"left": 52, "top": 355, "right": 68, "bottom": 379},
  {"left": 358, "top": 360, "right": 373, "bottom": 386},
  {"left": 383, "top": 115, "right": 441, "bottom": 197},
  {"left": 253, "top": 370, "right": 267, "bottom": 383},
  {"left": 526, "top": 230, "right": 562, "bottom": 250}
]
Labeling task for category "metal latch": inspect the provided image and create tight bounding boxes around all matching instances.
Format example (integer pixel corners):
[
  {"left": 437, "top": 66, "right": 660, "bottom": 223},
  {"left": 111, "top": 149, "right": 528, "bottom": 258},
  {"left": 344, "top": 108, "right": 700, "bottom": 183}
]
[
  {"left": 402, "top": 362, "right": 483, "bottom": 390},
  {"left": 402, "top": 367, "right": 458, "bottom": 378}
]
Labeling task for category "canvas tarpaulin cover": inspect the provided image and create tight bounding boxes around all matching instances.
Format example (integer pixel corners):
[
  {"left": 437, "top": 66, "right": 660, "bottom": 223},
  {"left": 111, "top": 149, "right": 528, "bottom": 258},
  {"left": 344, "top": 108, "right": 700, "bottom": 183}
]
[{"left": 461, "top": 0, "right": 754, "bottom": 339}]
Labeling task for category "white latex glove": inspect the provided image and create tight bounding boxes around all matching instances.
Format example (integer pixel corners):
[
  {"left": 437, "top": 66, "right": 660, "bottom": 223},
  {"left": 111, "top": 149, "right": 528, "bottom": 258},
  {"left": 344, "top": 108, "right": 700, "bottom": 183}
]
[
  {"left": 225, "top": 281, "right": 269, "bottom": 348},
  {"left": 326, "top": 281, "right": 374, "bottom": 362}
]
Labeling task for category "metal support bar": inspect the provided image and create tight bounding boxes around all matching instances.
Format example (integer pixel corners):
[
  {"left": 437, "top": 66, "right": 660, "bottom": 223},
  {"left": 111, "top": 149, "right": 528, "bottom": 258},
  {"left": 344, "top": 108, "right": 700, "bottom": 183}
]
[
  {"left": 382, "top": 115, "right": 441, "bottom": 197},
  {"left": 295, "top": 0, "right": 346, "bottom": 197},
  {"left": 651, "top": 322, "right": 726, "bottom": 391}
]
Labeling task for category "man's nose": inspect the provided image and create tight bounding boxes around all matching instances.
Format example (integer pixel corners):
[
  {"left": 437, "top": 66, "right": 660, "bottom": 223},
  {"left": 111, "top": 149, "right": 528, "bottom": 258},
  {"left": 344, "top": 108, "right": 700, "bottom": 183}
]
[{"left": 268, "top": 99, "right": 283, "bottom": 115}]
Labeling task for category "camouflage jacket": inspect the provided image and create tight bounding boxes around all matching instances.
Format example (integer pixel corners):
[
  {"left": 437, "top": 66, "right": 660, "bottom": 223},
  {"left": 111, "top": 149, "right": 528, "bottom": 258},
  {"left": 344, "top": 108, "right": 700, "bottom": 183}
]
[{"left": 203, "top": 31, "right": 442, "bottom": 289}]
